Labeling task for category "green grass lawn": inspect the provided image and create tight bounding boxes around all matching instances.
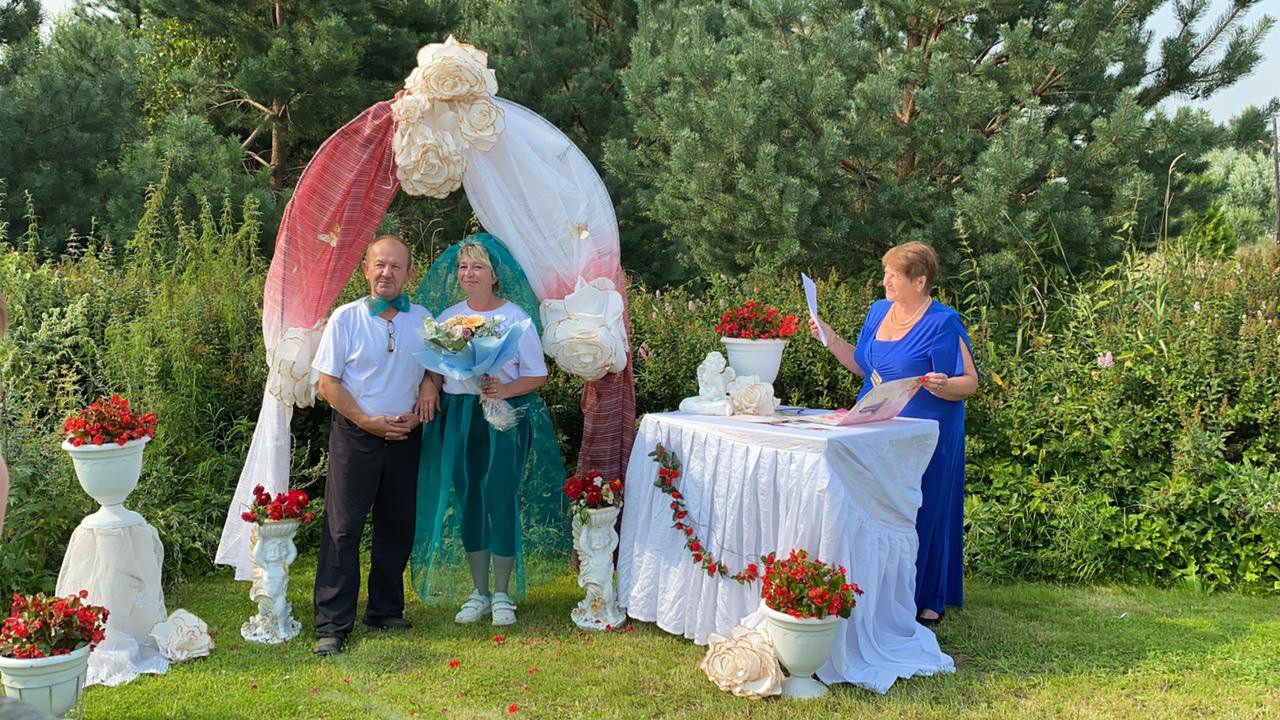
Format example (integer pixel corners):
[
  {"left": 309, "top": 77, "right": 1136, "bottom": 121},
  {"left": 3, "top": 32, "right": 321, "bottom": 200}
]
[{"left": 81, "top": 556, "right": 1280, "bottom": 720}]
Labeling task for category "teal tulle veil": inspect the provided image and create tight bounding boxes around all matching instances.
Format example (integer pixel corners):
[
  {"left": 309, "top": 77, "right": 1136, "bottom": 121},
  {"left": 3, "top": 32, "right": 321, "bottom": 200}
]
[{"left": 410, "top": 232, "right": 567, "bottom": 602}]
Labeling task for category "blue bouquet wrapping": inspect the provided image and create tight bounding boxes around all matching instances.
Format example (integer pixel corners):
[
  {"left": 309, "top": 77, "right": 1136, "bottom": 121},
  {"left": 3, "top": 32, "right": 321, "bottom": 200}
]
[{"left": 414, "top": 316, "right": 531, "bottom": 430}]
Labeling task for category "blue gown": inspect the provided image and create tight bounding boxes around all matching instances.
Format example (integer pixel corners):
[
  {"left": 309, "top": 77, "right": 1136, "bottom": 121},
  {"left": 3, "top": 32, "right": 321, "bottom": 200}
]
[{"left": 853, "top": 299, "right": 974, "bottom": 615}]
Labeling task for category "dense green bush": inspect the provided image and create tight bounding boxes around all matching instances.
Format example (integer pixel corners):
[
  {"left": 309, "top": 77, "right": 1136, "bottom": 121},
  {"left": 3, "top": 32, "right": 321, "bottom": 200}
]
[
  {"left": 963, "top": 242, "right": 1280, "bottom": 591},
  {"left": 0, "top": 187, "right": 292, "bottom": 594}
]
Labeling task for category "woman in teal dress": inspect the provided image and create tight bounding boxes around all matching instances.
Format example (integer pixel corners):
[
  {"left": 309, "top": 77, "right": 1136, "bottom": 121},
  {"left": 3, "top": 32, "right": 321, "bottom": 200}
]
[
  {"left": 411, "top": 233, "right": 564, "bottom": 627},
  {"left": 811, "top": 241, "right": 978, "bottom": 625}
]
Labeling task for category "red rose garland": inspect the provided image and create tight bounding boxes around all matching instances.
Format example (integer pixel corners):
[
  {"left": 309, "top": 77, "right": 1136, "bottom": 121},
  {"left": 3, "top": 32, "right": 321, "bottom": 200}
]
[{"left": 649, "top": 443, "right": 763, "bottom": 584}]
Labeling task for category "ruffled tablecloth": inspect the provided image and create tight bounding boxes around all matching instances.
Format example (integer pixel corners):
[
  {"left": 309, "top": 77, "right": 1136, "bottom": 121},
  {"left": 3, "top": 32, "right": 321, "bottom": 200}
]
[
  {"left": 56, "top": 523, "right": 169, "bottom": 686},
  {"left": 617, "top": 411, "right": 954, "bottom": 694}
]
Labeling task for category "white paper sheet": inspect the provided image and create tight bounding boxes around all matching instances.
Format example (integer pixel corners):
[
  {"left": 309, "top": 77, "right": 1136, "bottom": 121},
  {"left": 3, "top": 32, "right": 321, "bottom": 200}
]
[{"left": 801, "top": 273, "right": 826, "bottom": 346}]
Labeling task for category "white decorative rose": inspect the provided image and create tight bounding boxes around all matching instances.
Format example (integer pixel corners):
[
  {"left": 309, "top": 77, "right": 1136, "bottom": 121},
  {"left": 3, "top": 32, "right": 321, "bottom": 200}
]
[
  {"left": 406, "top": 35, "right": 498, "bottom": 101},
  {"left": 727, "top": 375, "right": 779, "bottom": 416},
  {"left": 393, "top": 120, "right": 467, "bottom": 198},
  {"left": 700, "top": 625, "right": 783, "bottom": 699},
  {"left": 458, "top": 98, "right": 505, "bottom": 152},
  {"left": 266, "top": 325, "right": 323, "bottom": 408},
  {"left": 150, "top": 609, "right": 215, "bottom": 663},
  {"left": 540, "top": 277, "right": 628, "bottom": 381},
  {"left": 390, "top": 93, "right": 434, "bottom": 126}
]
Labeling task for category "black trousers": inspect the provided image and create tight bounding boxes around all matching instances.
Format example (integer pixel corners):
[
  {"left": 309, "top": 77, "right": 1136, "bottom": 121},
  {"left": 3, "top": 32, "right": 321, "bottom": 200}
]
[{"left": 313, "top": 411, "right": 421, "bottom": 638}]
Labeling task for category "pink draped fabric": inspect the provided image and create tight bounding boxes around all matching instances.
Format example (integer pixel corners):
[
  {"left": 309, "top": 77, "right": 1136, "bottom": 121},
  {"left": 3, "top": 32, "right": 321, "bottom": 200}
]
[
  {"left": 217, "top": 98, "right": 399, "bottom": 579},
  {"left": 262, "top": 99, "right": 400, "bottom": 345}
]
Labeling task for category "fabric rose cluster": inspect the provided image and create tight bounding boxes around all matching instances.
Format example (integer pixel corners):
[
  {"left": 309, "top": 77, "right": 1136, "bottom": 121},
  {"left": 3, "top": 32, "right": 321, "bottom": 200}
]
[
  {"left": 1, "top": 590, "right": 108, "bottom": 660},
  {"left": 150, "top": 609, "right": 214, "bottom": 663},
  {"left": 726, "top": 375, "right": 779, "bottom": 416},
  {"left": 761, "top": 549, "right": 863, "bottom": 620},
  {"left": 63, "top": 394, "right": 157, "bottom": 447},
  {"left": 715, "top": 300, "right": 799, "bottom": 340},
  {"left": 563, "top": 470, "right": 623, "bottom": 521},
  {"left": 541, "top": 277, "right": 629, "bottom": 381},
  {"left": 391, "top": 35, "right": 506, "bottom": 198},
  {"left": 266, "top": 325, "right": 323, "bottom": 408},
  {"left": 241, "top": 485, "right": 317, "bottom": 525},
  {"left": 700, "top": 625, "right": 783, "bottom": 699}
]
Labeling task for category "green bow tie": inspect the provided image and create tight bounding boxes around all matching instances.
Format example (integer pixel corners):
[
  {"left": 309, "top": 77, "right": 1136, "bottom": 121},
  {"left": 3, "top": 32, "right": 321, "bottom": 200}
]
[{"left": 367, "top": 294, "right": 410, "bottom": 316}]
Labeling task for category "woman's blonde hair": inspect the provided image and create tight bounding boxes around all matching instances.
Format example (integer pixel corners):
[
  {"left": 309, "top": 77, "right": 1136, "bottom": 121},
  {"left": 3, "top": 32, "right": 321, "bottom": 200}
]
[
  {"left": 458, "top": 242, "right": 500, "bottom": 293},
  {"left": 882, "top": 241, "right": 939, "bottom": 291}
]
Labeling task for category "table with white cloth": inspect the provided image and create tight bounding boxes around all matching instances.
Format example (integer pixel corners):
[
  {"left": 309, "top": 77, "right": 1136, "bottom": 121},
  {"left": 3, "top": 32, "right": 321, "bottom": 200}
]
[{"left": 617, "top": 411, "right": 955, "bottom": 694}]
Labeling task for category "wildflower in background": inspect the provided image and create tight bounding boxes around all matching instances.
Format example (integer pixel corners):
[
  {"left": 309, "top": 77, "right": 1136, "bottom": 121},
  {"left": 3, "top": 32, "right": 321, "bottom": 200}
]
[
  {"left": 1193, "top": 301, "right": 1200, "bottom": 314},
  {"left": 1096, "top": 351, "right": 1114, "bottom": 368}
]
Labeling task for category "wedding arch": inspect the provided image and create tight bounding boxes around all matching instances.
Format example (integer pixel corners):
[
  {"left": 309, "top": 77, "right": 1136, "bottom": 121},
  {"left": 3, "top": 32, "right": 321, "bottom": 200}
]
[{"left": 215, "top": 36, "right": 635, "bottom": 579}]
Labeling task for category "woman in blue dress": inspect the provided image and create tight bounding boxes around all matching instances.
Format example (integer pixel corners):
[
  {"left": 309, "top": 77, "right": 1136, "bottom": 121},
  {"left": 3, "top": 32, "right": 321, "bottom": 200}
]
[{"left": 810, "top": 241, "right": 978, "bottom": 625}]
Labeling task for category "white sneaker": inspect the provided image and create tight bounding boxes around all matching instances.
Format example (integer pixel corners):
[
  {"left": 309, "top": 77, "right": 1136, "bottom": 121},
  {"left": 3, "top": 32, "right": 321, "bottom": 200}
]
[
  {"left": 491, "top": 592, "right": 517, "bottom": 626},
  {"left": 454, "top": 590, "right": 492, "bottom": 624}
]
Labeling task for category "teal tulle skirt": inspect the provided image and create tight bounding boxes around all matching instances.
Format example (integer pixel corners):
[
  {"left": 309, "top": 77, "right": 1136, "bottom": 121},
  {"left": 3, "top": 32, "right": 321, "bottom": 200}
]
[{"left": 410, "top": 391, "right": 567, "bottom": 602}]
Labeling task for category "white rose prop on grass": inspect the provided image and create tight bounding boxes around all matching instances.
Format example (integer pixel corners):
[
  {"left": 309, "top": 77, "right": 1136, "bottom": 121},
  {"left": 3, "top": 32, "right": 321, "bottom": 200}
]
[
  {"left": 407, "top": 35, "right": 498, "bottom": 101},
  {"left": 540, "top": 277, "right": 629, "bottom": 382},
  {"left": 458, "top": 98, "right": 505, "bottom": 152},
  {"left": 151, "top": 609, "right": 215, "bottom": 663},
  {"left": 266, "top": 325, "right": 323, "bottom": 408},
  {"left": 700, "top": 625, "right": 783, "bottom": 699},
  {"left": 727, "top": 375, "right": 779, "bottom": 416},
  {"left": 393, "top": 118, "right": 467, "bottom": 199}
]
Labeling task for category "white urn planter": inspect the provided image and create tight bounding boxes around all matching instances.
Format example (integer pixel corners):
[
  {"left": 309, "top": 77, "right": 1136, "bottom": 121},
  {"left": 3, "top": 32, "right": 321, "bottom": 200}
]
[
  {"left": 61, "top": 437, "right": 149, "bottom": 529},
  {"left": 720, "top": 338, "right": 787, "bottom": 386},
  {"left": 570, "top": 506, "right": 626, "bottom": 631},
  {"left": 241, "top": 519, "right": 302, "bottom": 644},
  {"left": 760, "top": 605, "right": 840, "bottom": 699},
  {"left": 0, "top": 644, "right": 90, "bottom": 717}
]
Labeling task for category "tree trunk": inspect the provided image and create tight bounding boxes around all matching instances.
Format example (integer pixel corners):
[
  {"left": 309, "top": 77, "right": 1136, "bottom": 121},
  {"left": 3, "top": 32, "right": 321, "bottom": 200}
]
[
  {"left": 1273, "top": 116, "right": 1279, "bottom": 245},
  {"left": 898, "top": 27, "right": 921, "bottom": 180},
  {"left": 269, "top": 1, "right": 286, "bottom": 193},
  {"left": 270, "top": 101, "right": 286, "bottom": 193}
]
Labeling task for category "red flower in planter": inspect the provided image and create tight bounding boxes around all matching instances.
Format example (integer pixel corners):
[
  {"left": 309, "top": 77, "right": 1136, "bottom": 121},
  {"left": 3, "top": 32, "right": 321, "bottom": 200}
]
[
  {"left": 761, "top": 549, "right": 862, "bottom": 620},
  {"left": 242, "top": 486, "right": 321, "bottom": 525},
  {"left": 715, "top": 301, "right": 799, "bottom": 340},
  {"left": 63, "top": 395, "right": 157, "bottom": 447},
  {"left": 563, "top": 470, "right": 623, "bottom": 522},
  {"left": 0, "top": 591, "right": 107, "bottom": 659}
]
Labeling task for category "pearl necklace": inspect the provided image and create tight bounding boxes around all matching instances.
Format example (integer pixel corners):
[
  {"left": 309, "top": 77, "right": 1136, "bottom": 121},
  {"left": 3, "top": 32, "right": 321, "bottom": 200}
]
[{"left": 889, "top": 297, "right": 931, "bottom": 328}]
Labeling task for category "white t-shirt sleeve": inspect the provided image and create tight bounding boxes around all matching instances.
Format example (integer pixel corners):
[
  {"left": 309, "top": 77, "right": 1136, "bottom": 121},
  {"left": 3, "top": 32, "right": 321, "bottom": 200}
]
[
  {"left": 514, "top": 320, "right": 547, "bottom": 378},
  {"left": 312, "top": 309, "right": 347, "bottom": 379}
]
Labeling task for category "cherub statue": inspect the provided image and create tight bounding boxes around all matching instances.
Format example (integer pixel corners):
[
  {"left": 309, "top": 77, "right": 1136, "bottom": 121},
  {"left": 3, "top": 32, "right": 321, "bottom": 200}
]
[{"left": 679, "top": 352, "right": 736, "bottom": 416}]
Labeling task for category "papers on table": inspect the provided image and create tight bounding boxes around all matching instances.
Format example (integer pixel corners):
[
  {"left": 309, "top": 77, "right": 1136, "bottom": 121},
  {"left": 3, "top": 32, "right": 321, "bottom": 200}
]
[
  {"left": 801, "top": 273, "right": 826, "bottom": 346},
  {"left": 806, "top": 376, "right": 923, "bottom": 426}
]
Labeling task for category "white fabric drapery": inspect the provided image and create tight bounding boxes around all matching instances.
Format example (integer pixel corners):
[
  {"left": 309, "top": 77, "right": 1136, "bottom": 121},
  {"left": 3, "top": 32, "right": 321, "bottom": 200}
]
[
  {"left": 214, "top": 390, "right": 295, "bottom": 580},
  {"left": 463, "top": 99, "right": 623, "bottom": 300},
  {"left": 617, "top": 412, "right": 954, "bottom": 694},
  {"left": 56, "top": 523, "right": 169, "bottom": 686}
]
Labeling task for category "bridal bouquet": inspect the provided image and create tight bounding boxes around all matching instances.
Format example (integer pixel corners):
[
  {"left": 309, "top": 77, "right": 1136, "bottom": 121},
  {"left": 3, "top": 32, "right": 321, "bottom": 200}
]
[{"left": 415, "top": 313, "right": 531, "bottom": 430}]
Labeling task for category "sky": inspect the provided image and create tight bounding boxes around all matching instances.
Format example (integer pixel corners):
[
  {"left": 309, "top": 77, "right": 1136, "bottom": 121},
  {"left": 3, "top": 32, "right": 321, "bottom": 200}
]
[{"left": 36, "top": 0, "right": 1279, "bottom": 124}]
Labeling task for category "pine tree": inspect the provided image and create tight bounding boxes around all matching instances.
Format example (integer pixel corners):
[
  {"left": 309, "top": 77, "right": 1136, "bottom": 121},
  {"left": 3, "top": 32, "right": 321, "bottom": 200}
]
[
  {"left": 0, "top": 13, "right": 141, "bottom": 250},
  {"left": 606, "top": 0, "right": 1274, "bottom": 285},
  {"left": 140, "top": 0, "right": 458, "bottom": 192}
]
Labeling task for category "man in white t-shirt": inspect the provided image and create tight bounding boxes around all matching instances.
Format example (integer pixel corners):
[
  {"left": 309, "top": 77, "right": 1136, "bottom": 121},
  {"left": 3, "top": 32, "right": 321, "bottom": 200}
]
[{"left": 310, "top": 235, "right": 439, "bottom": 656}]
